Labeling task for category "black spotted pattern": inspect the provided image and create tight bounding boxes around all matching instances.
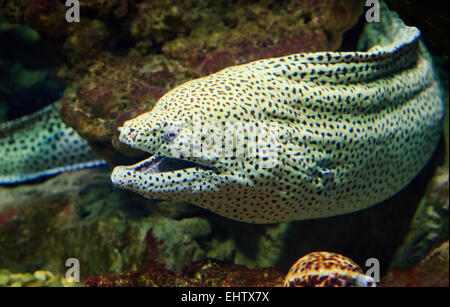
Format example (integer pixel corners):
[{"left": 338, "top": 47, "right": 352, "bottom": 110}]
[
  {"left": 111, "top": 6, "right": 445, "bottom": 223},
  {"left": 0, "top": 103, "right": 105, "bottom": 183}
]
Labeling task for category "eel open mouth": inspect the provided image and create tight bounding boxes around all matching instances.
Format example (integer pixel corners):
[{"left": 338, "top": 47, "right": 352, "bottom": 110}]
[
  {"left": 111, "top": 151, "right": 218, "bottom": 194},
  {"left": 130, "top": 154, "right": 215, "bottom": 174}
]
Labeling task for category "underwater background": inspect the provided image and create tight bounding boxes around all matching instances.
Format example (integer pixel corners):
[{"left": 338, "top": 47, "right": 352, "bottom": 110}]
[{"left": 0, "top": 0, "right": 448, "bottom": 287}]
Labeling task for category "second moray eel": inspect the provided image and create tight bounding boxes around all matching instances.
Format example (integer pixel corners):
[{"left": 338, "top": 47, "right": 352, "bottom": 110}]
[{"left": 0, "top": 103, "right": 105, "bottom": 184}]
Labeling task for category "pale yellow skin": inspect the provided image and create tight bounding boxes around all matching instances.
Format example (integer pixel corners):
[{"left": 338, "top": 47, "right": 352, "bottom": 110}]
[
  {"left": 0, "top": 103, "right": 105, "bottom": 184},
  {"left": 111, "top": 5, "right": 444, "bottom": 223}
]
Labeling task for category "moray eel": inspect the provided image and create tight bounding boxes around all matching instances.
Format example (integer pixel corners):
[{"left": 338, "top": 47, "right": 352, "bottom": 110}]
[
  {"left": 111, "top": 4, "right": 445, "bottom": 223},
  {"left": 0, "top": 103, "right": 105, "bottom": 184}
]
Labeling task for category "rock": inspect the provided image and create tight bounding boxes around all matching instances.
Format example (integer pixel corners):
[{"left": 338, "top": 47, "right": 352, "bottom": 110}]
[
  {"left": 206, "top": 221, "right": 290, "bottom": 269},
  {"left": 58, "top": 54, "right": 174, "bottom": 163},
  {"left": 0, "top": 268, "right": 69, "bottom": 287},
  {"left": 161, "top": 0, "right": 363, "bottom": 71},
  {"left": 34, "top": 270, "right": 52, "bottom": 281},
  {"left": 44, "top": 276, "right": 65, "bottom": 287},
  {"left": 389, "top": 167, "right": 449, "bottom": 269},
  {"left": 0, "top": 168, "right": 214, "bottom": 279},
  {"left": 85, "top": 258, "right": 285, "bottom": 287},
  {"left": 0, "top": 272, "right": 9, "bottom": 286},
  {"left": 381, "top": 240, "right": 449, "bottom": 287}
]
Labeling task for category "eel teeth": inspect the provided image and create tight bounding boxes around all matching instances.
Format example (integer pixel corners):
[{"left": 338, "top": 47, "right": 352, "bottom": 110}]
[
  {"left": 127, "top": 155, "right": 214, "bottom": 175},
  {"left": 132, "top": 155, "right": 163, "bottom": 174}
]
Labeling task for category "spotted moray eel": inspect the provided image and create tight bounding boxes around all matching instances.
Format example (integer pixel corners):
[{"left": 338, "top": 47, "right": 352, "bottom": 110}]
[
  {"left": 111, "top": 4, "right": 445, "bottom": 223},
  {"left": 0, "top": 103, "right": 105, "bottom": 184}
]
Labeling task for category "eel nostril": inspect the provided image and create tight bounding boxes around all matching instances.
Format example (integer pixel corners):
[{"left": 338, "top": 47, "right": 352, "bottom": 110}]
[{"left": 129, "top": 128, "right": 137, "bottom": 142}]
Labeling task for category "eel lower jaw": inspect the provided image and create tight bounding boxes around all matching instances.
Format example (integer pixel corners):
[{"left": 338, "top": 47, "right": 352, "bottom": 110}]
[{"left": 111, "top": 154, "right": 216, "bottom": 193}]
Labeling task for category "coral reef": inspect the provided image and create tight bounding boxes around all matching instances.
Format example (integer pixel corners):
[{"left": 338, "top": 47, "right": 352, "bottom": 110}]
[
  {"left": 85, "top": 259, "right": 284, "bottom": 287},
  {"left": 0, "top": 269, "right": 75, "bottom": 287},
  {"left": 0, "top": 168, "right": 209, "bottom": 278},
  {"left": 381, "top": 240, "right": 449, "bottom": 287},
  {"left": 0, "top": 0, "right": 448, "bottom": 287},
  {"left": 389, "top": 167, "right": 449, "bottom": 269}
]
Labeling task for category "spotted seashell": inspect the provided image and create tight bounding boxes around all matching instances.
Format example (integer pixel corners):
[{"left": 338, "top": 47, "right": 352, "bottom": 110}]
[{"left": 284, "top": 251, "right": 376, "bottom": 287}]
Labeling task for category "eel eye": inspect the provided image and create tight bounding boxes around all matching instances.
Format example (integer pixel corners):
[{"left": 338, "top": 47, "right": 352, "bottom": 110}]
[{"left": 164, "top": 126, "right": 179, "bottom": 142}]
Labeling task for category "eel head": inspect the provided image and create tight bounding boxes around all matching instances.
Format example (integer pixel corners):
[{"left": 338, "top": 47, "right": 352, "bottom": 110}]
[{"left": 111, "top": 79, "right": 284, "bottom": 222}]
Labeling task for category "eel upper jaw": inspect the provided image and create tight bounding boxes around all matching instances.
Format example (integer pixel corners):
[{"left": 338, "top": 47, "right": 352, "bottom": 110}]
[{"left": 124, "top": 154, "right": 216, "bottom": 175}]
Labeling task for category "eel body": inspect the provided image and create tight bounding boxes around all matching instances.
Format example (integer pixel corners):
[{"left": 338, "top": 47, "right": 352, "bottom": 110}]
[
  {"left": 0, "top": 102, "right": 105, "bottom": 184},
  {"left": 111, "top": 4, "right": 445, "bottom": 223}
]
